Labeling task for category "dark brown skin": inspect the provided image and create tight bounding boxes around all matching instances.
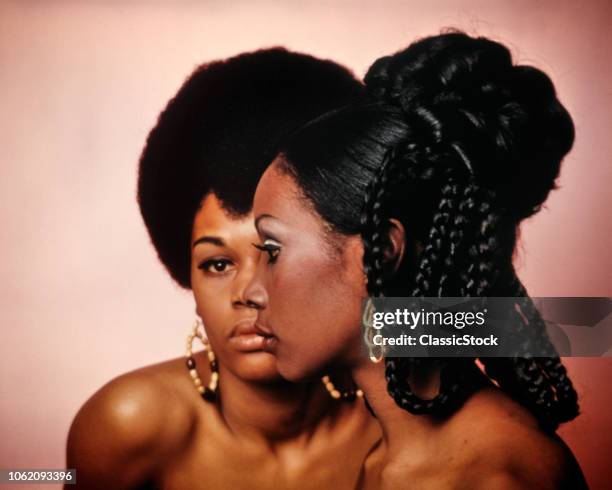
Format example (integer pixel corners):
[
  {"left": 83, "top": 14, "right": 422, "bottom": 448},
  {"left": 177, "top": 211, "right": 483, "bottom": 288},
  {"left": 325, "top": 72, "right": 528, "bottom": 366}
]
[
  {"left": 245, "top": 161, "right": 588, "bottom": 490},
  {"left": 65, "top": 193, "right": 381, "bottom": 490}
]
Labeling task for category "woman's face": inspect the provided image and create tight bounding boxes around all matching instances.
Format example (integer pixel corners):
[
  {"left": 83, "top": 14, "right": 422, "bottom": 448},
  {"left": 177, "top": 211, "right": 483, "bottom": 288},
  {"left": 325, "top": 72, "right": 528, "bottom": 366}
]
[
  {"left": 245, "top": 159, "right": 367, "bottom": 382},
  {"left": 191, "top": 193, "right": 278, "bottom": 382}
]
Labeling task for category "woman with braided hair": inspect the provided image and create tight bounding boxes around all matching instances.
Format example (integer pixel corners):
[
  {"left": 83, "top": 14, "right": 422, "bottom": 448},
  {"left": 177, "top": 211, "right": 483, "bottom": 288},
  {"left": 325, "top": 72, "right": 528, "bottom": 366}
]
[{"left": 246, "top": 32, "right": 587, "bottom": 488}]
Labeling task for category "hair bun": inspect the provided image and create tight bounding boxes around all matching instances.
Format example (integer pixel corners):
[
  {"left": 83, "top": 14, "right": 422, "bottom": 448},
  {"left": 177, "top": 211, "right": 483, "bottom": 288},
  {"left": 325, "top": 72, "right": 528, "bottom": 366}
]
[{"left": 364, "top": 32, "right": 575, "bottom": 220}]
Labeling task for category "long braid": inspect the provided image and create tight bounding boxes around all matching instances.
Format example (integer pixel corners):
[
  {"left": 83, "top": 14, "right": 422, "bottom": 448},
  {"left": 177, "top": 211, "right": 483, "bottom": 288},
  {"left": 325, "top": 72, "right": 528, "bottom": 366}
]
[
  {"left": 454, "top": 191, "right": 579, "bottom": 430},
  {"left": 358, "top": 146, "right": 410, "bottom": 410},
  {"left": 374, "top": 157, "right": 579, "bottom": 428},
  {"left": 349, "top": 32, "right": 579, "bottom": 429},
  {"left": 513, "top": 274, "right": 559, "bottom": 424},
  {"left": 455, "top": 196, "right": 526, "bottom": 407},
  {"left": 411, "top": 180, "right": 459, "bottom": 297},
  {"left": 447, "top": 184, "right": 559, "bottom": 427},
  {"left": 360, "top": 147, "right": 399, "bottom": 298},
  {"left": 510, "top": 277, "right": 579, "bottom": 424},
  {"left": 376, "top": 170, "right": 477, "bottom": 415},
  {"left": 457, "top": 196, "right": 558, "bottom": 428}
]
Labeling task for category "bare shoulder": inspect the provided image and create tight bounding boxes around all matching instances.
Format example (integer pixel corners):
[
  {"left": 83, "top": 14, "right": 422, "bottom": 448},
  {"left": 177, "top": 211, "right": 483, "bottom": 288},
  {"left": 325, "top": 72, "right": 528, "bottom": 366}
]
[
  {"left": 448, "top": 387, "right": 587, "bottom": 489},
  {"left": 66, "top": 357, "right": 199, "bottom": 489}
]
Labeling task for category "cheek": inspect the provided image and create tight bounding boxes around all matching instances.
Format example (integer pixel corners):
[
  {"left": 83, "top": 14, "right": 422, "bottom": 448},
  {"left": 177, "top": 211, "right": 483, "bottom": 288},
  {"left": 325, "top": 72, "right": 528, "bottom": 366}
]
[
  {"left": 275, "top": 294, "right": 362, "bottom": 381},
  {"left": 267, "top": 253, "right": 363, "bottom": 374},
  {"left": 192, "top": 276, "right": 233, "bottom": 341},
  {"left": 267, "top": 241, "right": 365, "bottom": 328},
  {"left": 267, "top": 252, "right": 337, "bottom": 321}
]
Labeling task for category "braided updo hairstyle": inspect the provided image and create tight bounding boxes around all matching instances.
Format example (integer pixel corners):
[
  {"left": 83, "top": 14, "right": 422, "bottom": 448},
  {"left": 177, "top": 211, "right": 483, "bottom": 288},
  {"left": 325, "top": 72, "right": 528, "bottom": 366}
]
[{"left": 278, "top": 32, "right": 578, "bottom": 431}]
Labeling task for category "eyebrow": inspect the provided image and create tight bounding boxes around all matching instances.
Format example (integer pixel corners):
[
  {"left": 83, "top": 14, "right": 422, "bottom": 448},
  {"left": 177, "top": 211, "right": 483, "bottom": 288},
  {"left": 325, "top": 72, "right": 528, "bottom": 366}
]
[
  {"left": 254, "top": 213, "right": 277, "bottom": 228},
  {"left": 192, "top": 236, "right": 225, "bottom": 249}
]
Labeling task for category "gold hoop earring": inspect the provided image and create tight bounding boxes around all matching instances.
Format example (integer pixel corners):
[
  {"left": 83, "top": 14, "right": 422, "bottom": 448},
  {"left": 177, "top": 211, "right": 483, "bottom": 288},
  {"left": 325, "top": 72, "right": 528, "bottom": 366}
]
[
  {"left": 363, "top": 298, "right": 384, "bottom": 363},
  {"left": 185, "top": 318, "right": 219, "bottom": 401},
  {"left": 321, "top": 375, "right": 364, "bottom": 401}
]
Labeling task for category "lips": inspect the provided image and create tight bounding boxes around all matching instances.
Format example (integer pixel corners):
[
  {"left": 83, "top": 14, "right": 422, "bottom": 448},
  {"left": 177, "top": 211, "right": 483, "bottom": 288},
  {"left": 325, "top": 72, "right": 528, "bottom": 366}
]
[
  {"left": 228, "top": 319, "right": 270, "bottom": 353},
  {"left": 253, "top": 322, "right": 279, "bottom": 354},
  {"left": 253, "top": 322, "right": 274, "bottom": 337},
  {"left": 231, "top": 319, "right": 260, "bottom": 337}
]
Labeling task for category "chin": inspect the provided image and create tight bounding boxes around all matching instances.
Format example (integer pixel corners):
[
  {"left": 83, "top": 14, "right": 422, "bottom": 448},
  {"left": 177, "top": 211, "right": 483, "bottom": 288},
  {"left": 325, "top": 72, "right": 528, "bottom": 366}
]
[
  {"left": 276, "top": 353, "right": 321, "bottom": 383},
  {"left": 234, "top": 352, "right": 283, "bottom": 383}
]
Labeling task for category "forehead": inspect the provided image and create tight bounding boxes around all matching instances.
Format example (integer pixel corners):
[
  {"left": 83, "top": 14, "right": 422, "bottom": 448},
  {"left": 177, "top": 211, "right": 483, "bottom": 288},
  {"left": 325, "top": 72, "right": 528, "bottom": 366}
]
[
  {"left": 254, "top": 159, "right": 306, "bottom": 220},
  {"left": 254, "top": 159, "right": 343, "bottom": 250},
  {"left": 192, "top": 193, "right": 255, "bottom": 238}
]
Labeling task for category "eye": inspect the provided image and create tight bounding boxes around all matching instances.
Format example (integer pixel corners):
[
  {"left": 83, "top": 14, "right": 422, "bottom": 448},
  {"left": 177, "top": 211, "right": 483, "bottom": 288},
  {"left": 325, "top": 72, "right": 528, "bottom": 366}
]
[
  {"left": 253, "top": 239, "right": 281, "bottom": 264},
  {"left": 198, "top": 258, "right": 235, "bottom": 275}
]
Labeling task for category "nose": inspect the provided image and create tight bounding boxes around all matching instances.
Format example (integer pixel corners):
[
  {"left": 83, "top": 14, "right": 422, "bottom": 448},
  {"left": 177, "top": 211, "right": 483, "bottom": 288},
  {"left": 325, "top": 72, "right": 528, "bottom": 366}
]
[
  {"left": 232, "top": 277, "right": 259, "bottom": 310},
  {"left": 242, "top": 259, "right": 268, "bottom": 310}
]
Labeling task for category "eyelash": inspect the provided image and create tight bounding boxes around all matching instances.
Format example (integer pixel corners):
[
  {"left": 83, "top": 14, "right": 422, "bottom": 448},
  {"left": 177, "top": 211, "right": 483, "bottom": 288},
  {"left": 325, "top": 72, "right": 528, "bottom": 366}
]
[
  {"left": 198, "top": 258, "right": 234, "bottom": 275},
  {"left": 253, "top": 240, "right": 281, "bottom": 264}
]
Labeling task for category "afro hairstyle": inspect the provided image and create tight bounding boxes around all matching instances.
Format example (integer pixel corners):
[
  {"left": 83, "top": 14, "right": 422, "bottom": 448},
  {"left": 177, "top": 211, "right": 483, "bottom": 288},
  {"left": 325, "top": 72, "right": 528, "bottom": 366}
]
[{"left": 137, "top": 47, "right": 363, "bottom": 288}]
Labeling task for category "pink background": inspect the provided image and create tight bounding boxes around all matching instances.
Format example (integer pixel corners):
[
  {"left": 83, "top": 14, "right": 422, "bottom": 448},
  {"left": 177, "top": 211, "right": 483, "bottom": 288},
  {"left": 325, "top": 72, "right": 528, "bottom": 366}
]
[{"left": 1, "top": 1, "right": 610, "bottom": 488}]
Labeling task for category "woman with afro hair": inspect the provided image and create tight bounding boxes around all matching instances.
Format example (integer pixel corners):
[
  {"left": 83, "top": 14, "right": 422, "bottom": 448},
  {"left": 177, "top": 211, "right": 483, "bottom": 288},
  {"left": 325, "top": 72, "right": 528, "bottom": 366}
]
[
  {"left": 247, "top": 32, "right": 587, "bottom": 489},
  {"left": 65, "top": 48, "right": 382, "bottom": 489}
]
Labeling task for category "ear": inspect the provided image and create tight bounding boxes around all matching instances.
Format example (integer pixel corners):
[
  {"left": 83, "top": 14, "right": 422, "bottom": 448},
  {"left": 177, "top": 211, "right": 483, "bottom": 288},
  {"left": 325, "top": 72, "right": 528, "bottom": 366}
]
[{"left": 384, "top": 218, "right": 406, "bottom": 275}]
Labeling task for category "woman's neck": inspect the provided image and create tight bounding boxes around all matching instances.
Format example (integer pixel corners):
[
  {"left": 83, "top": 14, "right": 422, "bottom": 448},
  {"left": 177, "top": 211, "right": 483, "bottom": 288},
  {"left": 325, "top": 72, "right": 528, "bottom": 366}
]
[
  {"left": 214, "top": 363, "right": 337, "bottom": 449},
  {"left": 351, "top": 359, "right": 448, "bottom": 457},
  {"left": 352, "top": 358, "right": 488, "bottom": 458}
]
